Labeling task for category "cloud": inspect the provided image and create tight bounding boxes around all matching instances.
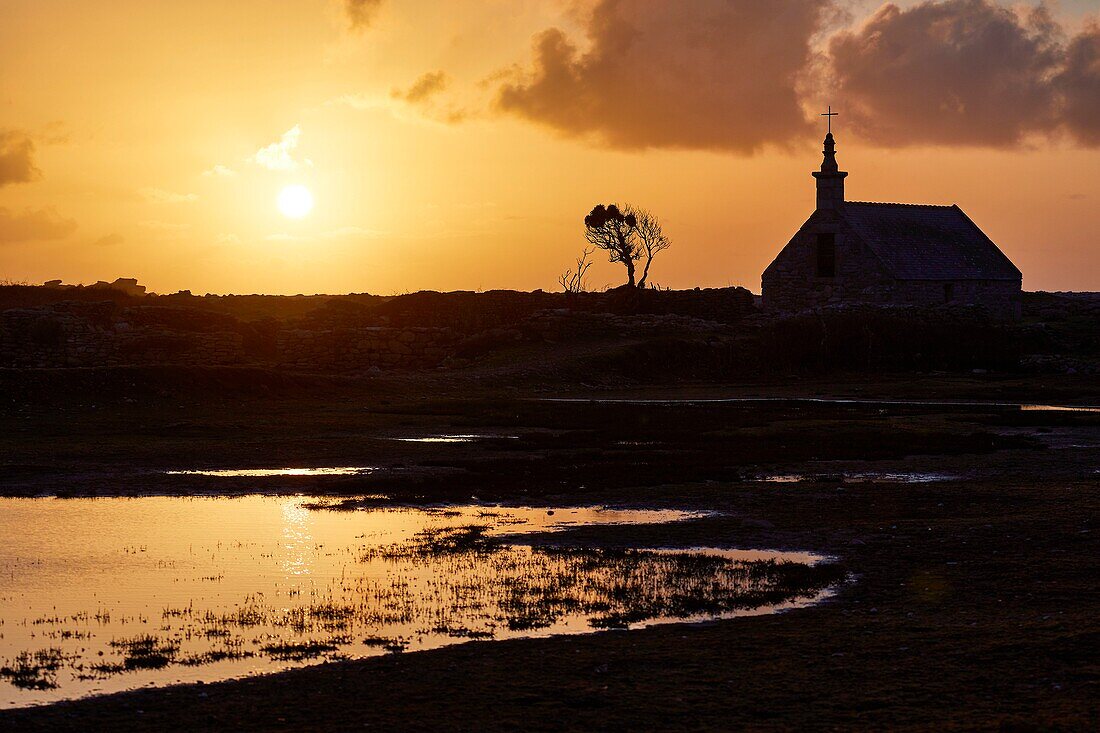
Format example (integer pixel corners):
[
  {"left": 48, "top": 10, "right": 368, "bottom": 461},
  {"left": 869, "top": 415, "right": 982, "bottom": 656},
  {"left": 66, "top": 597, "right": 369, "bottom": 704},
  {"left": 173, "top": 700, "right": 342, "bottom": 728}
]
[
  {"left": 265, "top": 226, "right": 387, "bottom": 243},
  {"left": 0, "top": 207, "right": 77, "bottom": 243},
  {"left": 389, "top": 71, "right": 469, "bottom": 123},
  {"left": 92, "top": 233, "right": 124, "bottom": 247},
  {"left": 1057, "top": 22, "right": 1100, "bottom": 147},
  {"left": 392, "top": 71, "right": 450, "bottom": 104},
  {"left": 138, "top": 220, "right": 191, "bottom": 239},
  {"left": 141, "top": 187, "right": 199, "bottom": 204},
  {"left": 0, "top": 130, "right": 42, "bottom": 187},
  {"left": 202, "top": 164, "right": 238, "bottom": 177},
  {"left": 249, "top": 125, "right": 312, "bottom": 171},
  {"left": 344, "top": 0, "right": 384, "bottom": 30},
  {"left": 822, "top": 0, "right": 1062, "bottom": 147},
  {"left": 494, "top": 0, "right": 830, "bottom": 153}
]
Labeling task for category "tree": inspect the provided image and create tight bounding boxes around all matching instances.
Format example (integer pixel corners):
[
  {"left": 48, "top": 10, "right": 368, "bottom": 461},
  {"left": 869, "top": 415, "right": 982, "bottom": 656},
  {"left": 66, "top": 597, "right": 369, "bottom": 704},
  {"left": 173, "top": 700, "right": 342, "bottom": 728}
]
[
  {"left": 584, "top": 204, "right": 640, "bottom": 287},
  {"left": 558, "top": 247, "right": 594, "bottom": 294},
  {"left": 582, "top": 204, "right": 670, "bottom": 288},
  {"left": 631, "top": 207, "right": 670, "bottom": 289}
]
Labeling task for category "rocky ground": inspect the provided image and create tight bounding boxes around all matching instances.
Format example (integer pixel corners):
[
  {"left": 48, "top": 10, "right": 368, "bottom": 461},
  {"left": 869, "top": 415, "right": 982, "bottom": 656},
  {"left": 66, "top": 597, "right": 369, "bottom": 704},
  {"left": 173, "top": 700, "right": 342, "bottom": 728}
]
[{"left": 0, "top": 366, "right": 1097, "bottom": 730}]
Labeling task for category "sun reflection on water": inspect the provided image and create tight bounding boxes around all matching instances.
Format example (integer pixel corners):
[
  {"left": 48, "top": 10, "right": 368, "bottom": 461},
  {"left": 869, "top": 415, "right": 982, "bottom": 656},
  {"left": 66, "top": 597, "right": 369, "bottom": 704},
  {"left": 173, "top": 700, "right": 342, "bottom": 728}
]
[
  {"left": 280, "top": 500, "right": 314, "bottom": 576},
  {"left": 0, "top": 498, "right": 837, "bottom": 708}
]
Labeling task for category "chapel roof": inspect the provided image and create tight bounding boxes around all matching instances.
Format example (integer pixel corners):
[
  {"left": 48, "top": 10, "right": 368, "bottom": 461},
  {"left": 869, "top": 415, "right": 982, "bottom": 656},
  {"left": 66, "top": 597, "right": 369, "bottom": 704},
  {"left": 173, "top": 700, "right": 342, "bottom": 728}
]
[{"left": 840, "top": 201, "right": 1022, "bottom": 281}]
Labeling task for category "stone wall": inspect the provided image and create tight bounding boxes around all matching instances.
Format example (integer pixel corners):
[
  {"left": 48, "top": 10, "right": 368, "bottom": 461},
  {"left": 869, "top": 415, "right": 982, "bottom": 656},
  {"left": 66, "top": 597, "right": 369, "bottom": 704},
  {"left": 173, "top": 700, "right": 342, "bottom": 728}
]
[
  {"left": 0, "top": 303, "right": 244, "bottom": 368},
  {"left": 276, "top": 327, "right": 457, "bottom": 372},
  {"left": 0, "top": 287, "right": 759, "bottom": 375}
]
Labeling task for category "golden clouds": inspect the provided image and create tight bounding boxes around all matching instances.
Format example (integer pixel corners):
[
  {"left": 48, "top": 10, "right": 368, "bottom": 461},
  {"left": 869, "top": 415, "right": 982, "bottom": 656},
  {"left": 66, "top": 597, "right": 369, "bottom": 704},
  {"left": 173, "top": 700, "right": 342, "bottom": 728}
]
[
  {"left": 249, "top": 125, "right": 312, "bottom": 172},
  {"left": 344, "top": 0, "right": 385, "bottom": 30},
  {"left": 0, "top": 130, "right": 42, "bottom": 187},
  {"left": 0, "top": 207, "right": 77, "bottom": 243},
  {"left": 495, "top": 0, "right": 826, "bottom": 153}
]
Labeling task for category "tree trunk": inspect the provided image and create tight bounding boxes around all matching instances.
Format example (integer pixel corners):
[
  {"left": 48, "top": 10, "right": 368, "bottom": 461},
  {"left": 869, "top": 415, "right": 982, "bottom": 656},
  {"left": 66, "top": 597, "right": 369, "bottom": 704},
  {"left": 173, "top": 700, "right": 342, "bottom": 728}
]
[
  {"left": 615, "top": 230, "right": 636, "bottom": 287},
  {"left": 637, "top": 254, "right": 653, "bottom": 289}
]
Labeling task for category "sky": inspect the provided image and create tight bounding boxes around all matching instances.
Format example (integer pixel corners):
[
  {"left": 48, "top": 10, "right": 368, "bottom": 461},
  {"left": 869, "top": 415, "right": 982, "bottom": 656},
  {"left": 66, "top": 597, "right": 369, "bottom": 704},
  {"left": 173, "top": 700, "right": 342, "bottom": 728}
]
[{"left": 1, "top": 0, "right": 1099, "bottom": 295}]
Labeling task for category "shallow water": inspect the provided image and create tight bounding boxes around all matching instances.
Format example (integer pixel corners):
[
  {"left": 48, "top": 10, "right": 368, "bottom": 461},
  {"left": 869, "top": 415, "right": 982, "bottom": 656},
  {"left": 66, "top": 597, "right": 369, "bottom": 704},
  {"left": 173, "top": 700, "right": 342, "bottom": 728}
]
[
  {"left": 391, "top": 434, "right": 520, "bottom": 443},
  {"left": 540, "top": 397, "right": 1100, "bottom": 412},
  {"left": 0, "top": 498, "right": 831, "bottom": 708},
  {"left": 165, "top": 467, "right": 376, "bottom": 477},
  {"left": 760, "top": 472, "right": 959, "bottom": 484}
]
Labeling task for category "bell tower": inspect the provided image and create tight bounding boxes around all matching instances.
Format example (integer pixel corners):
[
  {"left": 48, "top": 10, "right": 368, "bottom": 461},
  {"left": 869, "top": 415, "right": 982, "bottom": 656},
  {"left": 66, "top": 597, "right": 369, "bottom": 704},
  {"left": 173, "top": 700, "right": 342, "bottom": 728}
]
[{"left": 812, "top": 132, "right": 847, "bottom": 212}]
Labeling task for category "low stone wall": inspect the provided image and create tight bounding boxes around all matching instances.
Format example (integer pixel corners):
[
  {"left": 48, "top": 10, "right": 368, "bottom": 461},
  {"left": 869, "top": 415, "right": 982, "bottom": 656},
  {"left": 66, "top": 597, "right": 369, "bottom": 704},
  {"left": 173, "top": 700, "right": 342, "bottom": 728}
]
[
  {"left": 276, "top": 327, "right": 457, "bottom": 372},
  {"left": 0, "top": 304, "right": 244, "bottom": 368}
]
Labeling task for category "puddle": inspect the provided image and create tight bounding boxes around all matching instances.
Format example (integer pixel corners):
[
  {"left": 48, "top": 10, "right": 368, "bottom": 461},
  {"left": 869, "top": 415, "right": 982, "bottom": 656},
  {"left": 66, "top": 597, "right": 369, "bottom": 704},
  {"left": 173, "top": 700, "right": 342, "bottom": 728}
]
[
  {"left": 390, "top": 435, "right": 519, "bottom": 444},
  {"left": 0, "top": 498, "right": 837, "bottom": 708},
  {"left": 165, "top": 467, "right": 376, "bottom": 477},
  {"left": 539, "top": 397, "right": 1100, "bottom": 413},
  {"left": 1020, "top": 404, "right": 1100, "bottom": 414},
  {"left": 759, "top": 472, "right": 958, "bottom": 484}
]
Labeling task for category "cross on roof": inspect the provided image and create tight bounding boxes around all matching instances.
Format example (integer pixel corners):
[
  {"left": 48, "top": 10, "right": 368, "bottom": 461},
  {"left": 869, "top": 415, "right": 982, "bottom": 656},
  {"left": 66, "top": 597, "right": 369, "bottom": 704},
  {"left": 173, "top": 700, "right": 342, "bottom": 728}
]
[{"left": 821, "top": 106, "right": 839, "bottom": 134}]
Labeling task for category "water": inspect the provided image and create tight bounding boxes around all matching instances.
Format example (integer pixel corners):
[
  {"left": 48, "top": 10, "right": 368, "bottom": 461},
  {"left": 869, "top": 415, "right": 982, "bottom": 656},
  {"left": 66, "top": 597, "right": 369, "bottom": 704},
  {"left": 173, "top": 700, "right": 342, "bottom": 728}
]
[
  {"left": 165, "top": 468, "right": 376, "bottom": 477},
  {"left": 539, "top": 397, "right": 1100, "bottom": 412},
  {"left": 0, "top": 498, "right": 833, "bottom": 708},
  {"left": 391, "top": 435, "right": 519, "bottom": 443},
  {"left": 760, "top": 472, "right": 959, "bottom": 484}
]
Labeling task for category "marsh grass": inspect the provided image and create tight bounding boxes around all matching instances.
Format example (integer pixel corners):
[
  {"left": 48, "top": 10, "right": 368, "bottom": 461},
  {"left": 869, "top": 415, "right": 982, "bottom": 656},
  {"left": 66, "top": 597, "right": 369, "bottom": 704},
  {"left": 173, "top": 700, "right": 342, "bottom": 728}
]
[
  {"left": 260, "top": 640, "right": 340, "bottom": 661},
  {"left": 0, "top": 510, "right": 840, "bottom": 697},
  {"left": 0, "top": 648, "right": 73, "bottom": 690},
  {"left": 95, "top": 635, "right": 182, "bottom": 672}
]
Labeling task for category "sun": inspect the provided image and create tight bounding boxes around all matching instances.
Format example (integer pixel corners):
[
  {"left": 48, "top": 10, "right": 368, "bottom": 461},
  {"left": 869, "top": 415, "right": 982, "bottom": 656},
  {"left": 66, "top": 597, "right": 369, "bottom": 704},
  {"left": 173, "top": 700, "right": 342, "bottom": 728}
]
[{"left": 277, "top": 184, "right": 314, "bottom": 219}]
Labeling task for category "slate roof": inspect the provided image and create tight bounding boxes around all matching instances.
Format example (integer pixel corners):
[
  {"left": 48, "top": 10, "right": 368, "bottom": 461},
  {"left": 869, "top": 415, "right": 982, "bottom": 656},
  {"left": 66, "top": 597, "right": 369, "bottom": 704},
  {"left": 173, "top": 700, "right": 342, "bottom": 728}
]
[{"left": 841, "top": 202, "right": 1021, "bottom": 281}]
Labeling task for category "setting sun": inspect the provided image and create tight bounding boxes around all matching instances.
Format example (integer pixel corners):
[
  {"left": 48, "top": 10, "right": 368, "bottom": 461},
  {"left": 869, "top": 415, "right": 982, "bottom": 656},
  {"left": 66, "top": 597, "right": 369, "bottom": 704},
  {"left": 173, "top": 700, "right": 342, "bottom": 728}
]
[{"left": 277, "top": 184, "right": 314, "bottom": 219}]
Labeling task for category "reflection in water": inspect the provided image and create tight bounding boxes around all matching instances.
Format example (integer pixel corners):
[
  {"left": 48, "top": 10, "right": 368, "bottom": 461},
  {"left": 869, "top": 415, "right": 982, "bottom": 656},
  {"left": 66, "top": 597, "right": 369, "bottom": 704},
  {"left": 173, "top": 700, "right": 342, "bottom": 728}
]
[
  {"left": 540, "top": 397, "right": 1100, "bottom": 412},
  {"left": 391, "top": 435, "right": 520, "bottom": 443},
  {"left": 165, "top": 467, "right": 376, "bottom": 477},
  {"left": 1020, "top": 404, "right": 1100, "bottom": 414},
  {"left": 280, "top": 500, "right": 314, "bottom": 577},
  {"left": 0, "top": 498, "right": 837, "bottom": 708},
  {"left": 760, "top": 472, "right": 958, "bottom": 484}
]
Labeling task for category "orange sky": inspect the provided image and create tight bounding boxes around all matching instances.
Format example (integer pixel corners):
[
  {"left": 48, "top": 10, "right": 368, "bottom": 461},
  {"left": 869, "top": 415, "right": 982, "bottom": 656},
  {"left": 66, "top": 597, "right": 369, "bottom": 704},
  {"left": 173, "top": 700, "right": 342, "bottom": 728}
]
[{"left": 1, "top": 0, "right": 1098, "bottom": 294}]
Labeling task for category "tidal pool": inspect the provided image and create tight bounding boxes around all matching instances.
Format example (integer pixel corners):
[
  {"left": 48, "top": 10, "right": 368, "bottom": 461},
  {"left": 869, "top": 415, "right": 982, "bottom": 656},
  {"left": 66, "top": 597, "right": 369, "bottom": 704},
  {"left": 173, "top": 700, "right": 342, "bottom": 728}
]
[
  {"left": 0, "top": 498, "right": 838, "bottom": 708},
  {"left": 540, "top": 397, "right": 1100, "bottom": 412},
  {"left": 391, "top": 434, "right": 520, "bottom": 443},
  {"left": 165, "top": 467, "right": 376, "bottom": 477},
  {"left": 760, "top": 471, "right": 959, "bottom": 484}
]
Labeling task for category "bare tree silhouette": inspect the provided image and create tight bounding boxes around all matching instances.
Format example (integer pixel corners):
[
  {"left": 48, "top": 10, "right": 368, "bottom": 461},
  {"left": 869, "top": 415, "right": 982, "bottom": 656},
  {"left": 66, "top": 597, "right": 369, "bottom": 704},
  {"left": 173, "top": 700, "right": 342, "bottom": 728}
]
[
  {"left": 559, "top": 248, "right": 594, "bottom": 294},
  {"left": 632, "top": 207, "right": 670, "bottom": 289}
]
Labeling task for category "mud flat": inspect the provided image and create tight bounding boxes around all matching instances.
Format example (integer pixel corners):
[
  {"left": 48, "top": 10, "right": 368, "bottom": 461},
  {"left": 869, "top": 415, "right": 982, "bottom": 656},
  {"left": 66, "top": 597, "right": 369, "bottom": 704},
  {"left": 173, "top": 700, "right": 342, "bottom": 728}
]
[{"left": 0, "top": 375, "right": 1097, "bottom": 730}]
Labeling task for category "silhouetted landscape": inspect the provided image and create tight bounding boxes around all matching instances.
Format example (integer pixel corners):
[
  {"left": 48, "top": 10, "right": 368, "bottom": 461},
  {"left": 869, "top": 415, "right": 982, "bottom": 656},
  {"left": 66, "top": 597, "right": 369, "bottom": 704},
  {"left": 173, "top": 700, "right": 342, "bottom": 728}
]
[
  {"left": 1, "top": 278, "right": 1099, "bottom": 730},
  {"left": 4, "top": 1, "right": 1100, "bottom": 729}
]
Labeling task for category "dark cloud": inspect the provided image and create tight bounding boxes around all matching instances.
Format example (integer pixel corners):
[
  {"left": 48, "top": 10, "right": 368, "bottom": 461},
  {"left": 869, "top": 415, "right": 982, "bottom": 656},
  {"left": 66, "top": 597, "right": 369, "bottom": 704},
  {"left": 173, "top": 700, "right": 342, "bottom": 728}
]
[
  {"left": 392, "top": 71, "right": 469, "bottom": 123},
  {"left": 494, "top": 0, "right": 831, "bottom": 153},
  {"left": 344, "top": 0, "right": 384, "bottom": 30},
  {"left": 823, "top": 0, "right": 1062, "bottom": 147},
  {"left": 0, "top": 207, "right": 77, "bottom": 244},
  {"left": 392, "top": 71, "right": 450, "bottom": 104},
  {"left": 1057, "top": 22, "right": 1100, "bottom": 147},
  {"left": 0, "top": 130, "right": 42, "bottom": 187}
]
